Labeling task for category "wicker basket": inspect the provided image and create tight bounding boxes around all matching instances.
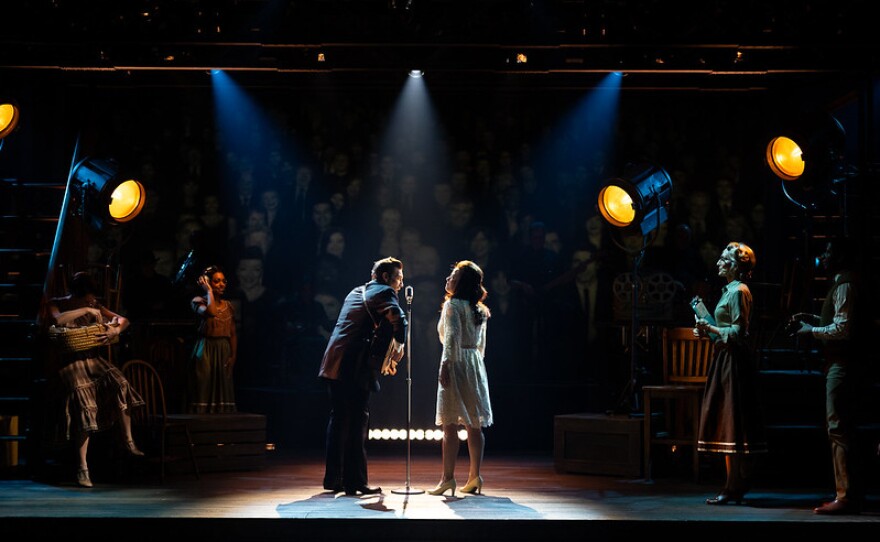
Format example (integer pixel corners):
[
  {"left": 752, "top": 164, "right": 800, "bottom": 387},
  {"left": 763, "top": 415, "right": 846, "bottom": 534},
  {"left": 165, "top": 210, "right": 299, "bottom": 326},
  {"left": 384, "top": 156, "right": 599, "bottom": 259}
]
[{"left": 48, "top": 323, "right": 119, "bottom": 353}]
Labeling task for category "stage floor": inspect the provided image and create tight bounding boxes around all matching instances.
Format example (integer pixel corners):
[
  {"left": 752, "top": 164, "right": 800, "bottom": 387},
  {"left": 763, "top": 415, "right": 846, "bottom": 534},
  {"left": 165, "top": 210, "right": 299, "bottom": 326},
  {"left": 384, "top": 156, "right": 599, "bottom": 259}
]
[{"left": 2, "top": 447, "right": 879, "bottom": 541}]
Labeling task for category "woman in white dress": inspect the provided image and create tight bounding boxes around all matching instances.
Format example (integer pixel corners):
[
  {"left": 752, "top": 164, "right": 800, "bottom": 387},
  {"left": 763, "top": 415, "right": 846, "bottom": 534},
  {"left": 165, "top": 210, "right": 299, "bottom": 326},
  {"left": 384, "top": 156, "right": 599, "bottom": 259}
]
[{"left": 428, "top": 260, "right": 493, "bottom": 497}]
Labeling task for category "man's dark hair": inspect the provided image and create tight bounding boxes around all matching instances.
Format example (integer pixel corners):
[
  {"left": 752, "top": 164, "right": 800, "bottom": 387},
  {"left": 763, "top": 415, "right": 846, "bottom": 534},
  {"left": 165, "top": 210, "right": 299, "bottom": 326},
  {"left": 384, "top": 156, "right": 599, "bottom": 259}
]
[
  {"left": 372, "top": 257, "right": 402, "bottom": 282},
  {"left": 828, "top": 236, "right": 856, "bottom": 271}
]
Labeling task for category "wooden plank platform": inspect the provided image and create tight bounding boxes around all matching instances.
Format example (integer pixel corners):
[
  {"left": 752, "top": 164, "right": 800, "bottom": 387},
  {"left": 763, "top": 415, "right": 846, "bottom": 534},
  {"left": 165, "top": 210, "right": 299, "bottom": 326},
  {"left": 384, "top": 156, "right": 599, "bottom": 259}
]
[
  {"left": 166, "top": 412, "right": 266, "bottom": 473},
  {"left": 1, "top": 450, "right": 879, "bottom": 542},
  {"left": 554, "top": 413, "right": 642, "bottom": 477}
]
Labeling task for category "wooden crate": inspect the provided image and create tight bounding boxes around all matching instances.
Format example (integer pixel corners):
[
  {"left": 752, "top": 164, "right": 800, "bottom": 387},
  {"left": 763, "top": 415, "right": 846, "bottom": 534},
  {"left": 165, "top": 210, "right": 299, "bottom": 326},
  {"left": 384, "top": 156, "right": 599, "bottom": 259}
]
[
  {"left": 554, "top": 413, "right": 642, "bottom": 477},
  {"left": 166, "top": 412, "right": 267, "bottom": 473}
]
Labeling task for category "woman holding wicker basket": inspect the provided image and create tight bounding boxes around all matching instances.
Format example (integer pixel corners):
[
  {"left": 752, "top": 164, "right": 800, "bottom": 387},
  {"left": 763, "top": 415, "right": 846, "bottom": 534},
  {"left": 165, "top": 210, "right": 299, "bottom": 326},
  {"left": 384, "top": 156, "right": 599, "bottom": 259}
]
[{"left": 46, "top": 271, "right": 145, "bottom": 488}]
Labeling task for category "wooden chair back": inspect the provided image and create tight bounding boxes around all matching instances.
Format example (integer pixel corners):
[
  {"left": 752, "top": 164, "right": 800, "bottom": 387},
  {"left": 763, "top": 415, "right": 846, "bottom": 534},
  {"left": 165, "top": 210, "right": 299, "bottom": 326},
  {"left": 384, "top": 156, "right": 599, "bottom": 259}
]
[
  {"left": 121, "top": 359, "right": 199, "bottom": 482},
  {"left": 122, "top": 359, "right": 167, "bottom": 427},
  {"left": 641, "top": 327, "right": 715, "bottom": 481},
  {"left": 662, "top": 327, "right": 714, "bottom": 385}
]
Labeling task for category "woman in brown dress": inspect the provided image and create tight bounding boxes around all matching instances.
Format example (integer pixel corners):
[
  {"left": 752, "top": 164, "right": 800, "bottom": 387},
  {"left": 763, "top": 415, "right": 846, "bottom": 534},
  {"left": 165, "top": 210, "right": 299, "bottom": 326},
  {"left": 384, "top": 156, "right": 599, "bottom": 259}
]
[{"left": 188, "top": 265, "right": 238, "bottom": 414}]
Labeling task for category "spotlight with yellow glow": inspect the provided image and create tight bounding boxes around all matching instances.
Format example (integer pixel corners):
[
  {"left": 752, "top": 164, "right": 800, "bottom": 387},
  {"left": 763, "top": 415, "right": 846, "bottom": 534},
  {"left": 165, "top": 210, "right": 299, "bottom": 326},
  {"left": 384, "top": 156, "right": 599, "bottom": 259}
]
[
  {"left": 0, "top": 101, "right": 21, "bottom": 149},
  {"left": 766, "top": 113, "right": 846, "bottom": 209},
  {"left": 71, "top": 157, "right": 147, "bottom": 230},
  {"left": 597, "top": 164, "right": 672, "bottom": 236},
  {"left": 766, "top": 136, "right": 804, "bottom": 181}
]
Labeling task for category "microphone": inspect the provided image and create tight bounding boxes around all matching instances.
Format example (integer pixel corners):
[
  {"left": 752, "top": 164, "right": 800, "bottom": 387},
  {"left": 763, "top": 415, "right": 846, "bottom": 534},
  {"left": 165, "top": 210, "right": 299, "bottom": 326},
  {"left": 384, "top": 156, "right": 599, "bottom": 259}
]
[
  {"left": 173, "top": 249, "right": 197, "bottom": 288},
  {"left": 405, "top": 285, "right": 414, "bottom": 304}
]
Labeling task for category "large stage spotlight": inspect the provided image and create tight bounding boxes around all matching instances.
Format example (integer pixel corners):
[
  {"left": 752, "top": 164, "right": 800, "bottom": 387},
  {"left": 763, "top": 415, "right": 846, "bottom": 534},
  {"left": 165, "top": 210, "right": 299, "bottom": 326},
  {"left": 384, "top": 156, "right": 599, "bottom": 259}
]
[
  {"left": 0, "top": 101, "right": 21, "bottom": 150},
  {"left": 71, "top": 157, "right": 146, "bottom": 230},
  {"left": 597, "top": 163, "right": 672, "bottom": 414},
  {"left": 766, "top": 113, "right": 846, "bottom": 209},
  {"left": 597, "top": 164, "right": 672, "bottom": 237}
]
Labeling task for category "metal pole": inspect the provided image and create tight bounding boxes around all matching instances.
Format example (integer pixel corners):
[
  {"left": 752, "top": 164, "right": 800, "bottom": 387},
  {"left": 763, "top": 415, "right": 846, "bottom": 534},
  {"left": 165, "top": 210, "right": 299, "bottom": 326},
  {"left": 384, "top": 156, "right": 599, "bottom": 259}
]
[
  {"left": 611, "top": 244, "right": 645, "bottom": 415},
  {"left": 629, "top": 248, "right": 644, "bottom": 413},
  {"left": 392, "top": 286, "right": 423, "bottom": 495},
  {"left": 39, "top": 136, "right": 80, "bottom": 325}
]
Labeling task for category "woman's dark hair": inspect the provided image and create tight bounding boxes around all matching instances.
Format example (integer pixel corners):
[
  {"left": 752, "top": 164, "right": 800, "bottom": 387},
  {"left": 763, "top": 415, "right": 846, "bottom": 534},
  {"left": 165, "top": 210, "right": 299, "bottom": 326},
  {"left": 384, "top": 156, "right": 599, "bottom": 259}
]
[
  {"left": 321, "top": 227, "right": 347, "bottom": 254},
  {"left": 446, "top": 260, "right": 490, "bottom": 324},
  {"left": 70, "top": 271, "right": 97, "bottom": 297},
  {"left": 202, "top": 264, "right": 223, "bottom": 278}
]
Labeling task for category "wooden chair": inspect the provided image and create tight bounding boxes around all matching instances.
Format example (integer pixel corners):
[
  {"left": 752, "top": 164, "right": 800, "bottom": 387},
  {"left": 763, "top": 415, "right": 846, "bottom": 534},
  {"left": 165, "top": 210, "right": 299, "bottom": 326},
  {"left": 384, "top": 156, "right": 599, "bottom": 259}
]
[
  {"left": 121, "top": 359, "right": 199, "bottom": 482},
  {"left": 642, "top": 327, "right": 714, "bottom": 481}
]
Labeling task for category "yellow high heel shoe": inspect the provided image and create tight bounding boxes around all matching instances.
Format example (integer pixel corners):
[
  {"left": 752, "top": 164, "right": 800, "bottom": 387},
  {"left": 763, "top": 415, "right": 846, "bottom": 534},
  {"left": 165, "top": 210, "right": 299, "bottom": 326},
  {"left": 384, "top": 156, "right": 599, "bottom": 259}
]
[
  {"left": 427, "top": 478, "right": 456, "bottom": 497},
  {"left": 461, "top": 475, "right": 483, "bottom": 495}
]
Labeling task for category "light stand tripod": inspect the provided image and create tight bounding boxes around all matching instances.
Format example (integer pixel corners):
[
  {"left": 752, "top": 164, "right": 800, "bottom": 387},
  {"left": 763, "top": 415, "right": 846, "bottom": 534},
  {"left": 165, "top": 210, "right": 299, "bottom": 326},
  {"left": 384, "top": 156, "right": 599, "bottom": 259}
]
[
  {"left": 612, "top": 241, "right": 647, "bottom": 415},
  {"left": 392, "top": 285, "right": 424, "bottom": 495}
]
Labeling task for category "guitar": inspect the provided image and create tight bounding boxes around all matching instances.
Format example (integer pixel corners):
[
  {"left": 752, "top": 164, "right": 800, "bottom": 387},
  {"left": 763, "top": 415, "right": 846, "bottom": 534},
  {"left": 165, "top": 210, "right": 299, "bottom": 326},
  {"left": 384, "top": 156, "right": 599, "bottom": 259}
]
[
  {"left": 360, "top": 284, "right": 402, "bottom": 376},
  {"left": 368, "top": 319, "right": 400, "bottom": 376}
]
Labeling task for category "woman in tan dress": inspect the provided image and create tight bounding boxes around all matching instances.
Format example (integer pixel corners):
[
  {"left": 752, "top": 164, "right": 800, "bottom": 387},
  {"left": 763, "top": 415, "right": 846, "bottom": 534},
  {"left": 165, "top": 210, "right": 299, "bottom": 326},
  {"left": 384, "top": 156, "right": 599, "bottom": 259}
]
[{"left": 188, "top": 265, "right": 237, "bottom": 414}]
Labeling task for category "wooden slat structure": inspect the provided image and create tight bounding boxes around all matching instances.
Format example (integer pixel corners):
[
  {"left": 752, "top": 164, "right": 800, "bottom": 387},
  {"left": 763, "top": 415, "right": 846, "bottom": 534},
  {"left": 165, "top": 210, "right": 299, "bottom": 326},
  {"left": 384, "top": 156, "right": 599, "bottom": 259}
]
[
  {"left": 642, "top": 327, "right": 715, "bottom": 482},
  {"left": 165, "top": 412, "right": 267, "bottom": 473},
  {"left": 553, "top": 413, "right": 642, "bottom": 477}
]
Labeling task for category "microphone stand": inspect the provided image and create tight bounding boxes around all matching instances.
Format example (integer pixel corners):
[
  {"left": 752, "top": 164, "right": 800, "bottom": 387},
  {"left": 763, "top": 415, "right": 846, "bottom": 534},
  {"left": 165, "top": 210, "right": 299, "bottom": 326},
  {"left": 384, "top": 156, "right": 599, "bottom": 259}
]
[{"left": 393, "top": 286, "right": 423, "bottom": 495}]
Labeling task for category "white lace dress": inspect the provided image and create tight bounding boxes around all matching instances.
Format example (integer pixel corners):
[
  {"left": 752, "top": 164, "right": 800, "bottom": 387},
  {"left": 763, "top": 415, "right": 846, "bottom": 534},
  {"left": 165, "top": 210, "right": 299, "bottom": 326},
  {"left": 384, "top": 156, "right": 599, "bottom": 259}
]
[{"left": 435, "top": 298, "right": 493, "bottom": 428}]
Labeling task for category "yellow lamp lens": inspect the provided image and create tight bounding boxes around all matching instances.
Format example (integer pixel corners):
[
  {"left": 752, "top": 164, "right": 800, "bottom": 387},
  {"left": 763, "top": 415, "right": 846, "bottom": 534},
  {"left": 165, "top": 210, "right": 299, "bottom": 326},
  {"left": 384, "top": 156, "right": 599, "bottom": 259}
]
[
  {"left": 766, "top": 136, "right": 804, "bottom": 181},
  {"left": 0, "top": 103, "right": 20, "bottom": 139},
  {"left": 109, "top": 180, "right": 146, "bottom": 222},
  {"left": 598, "top": 184, "right": 635, "bottom": 227}
]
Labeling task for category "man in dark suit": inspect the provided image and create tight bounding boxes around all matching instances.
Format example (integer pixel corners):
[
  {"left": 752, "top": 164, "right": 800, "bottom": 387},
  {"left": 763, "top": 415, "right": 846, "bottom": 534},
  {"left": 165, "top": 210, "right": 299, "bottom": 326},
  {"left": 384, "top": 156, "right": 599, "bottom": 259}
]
[{"left": 318, "top": 257, "right": 407, "bottom": 496}]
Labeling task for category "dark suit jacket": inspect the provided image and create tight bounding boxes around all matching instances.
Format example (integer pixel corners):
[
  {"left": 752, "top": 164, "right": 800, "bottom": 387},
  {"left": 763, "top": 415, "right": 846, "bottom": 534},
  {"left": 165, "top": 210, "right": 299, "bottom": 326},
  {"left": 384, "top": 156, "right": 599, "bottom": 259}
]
[{"left": 318, "top": 280, "right": 407, "bottom": 391}]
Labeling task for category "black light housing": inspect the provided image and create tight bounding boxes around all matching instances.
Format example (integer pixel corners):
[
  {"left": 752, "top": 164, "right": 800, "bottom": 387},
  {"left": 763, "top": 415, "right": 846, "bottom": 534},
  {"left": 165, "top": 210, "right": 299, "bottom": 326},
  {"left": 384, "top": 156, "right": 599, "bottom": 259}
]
[
  {"left": 71, "top": 157, "right": 146, "bottom": 230},
  {"left": 597, "top": 164, "right": 673, "bottom": 236},
  {"left": 766, "top": 113, "right": 846, "bottom": 210}
]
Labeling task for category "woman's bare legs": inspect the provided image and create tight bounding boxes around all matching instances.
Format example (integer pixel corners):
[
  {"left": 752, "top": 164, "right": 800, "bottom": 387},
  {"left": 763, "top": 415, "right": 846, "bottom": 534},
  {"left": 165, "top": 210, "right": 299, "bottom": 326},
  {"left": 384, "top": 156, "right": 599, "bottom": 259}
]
[
  {"left": 119, "top": 408, "right": 143, "bottom": 455},
  {"left": 465, "top": 426, "right": 484, "bottom": 483},
  {"left": 75, "top": 433, "right": 93, "bottom": 487},
  {"left": 77, "top": 433, "right": 89, "bottom": 471},
  {"left": 121, "top": 409, "right": 136, "bottom": 443},
  {"left": 439, "top": 424, "right": 460, "bottom": 482}
]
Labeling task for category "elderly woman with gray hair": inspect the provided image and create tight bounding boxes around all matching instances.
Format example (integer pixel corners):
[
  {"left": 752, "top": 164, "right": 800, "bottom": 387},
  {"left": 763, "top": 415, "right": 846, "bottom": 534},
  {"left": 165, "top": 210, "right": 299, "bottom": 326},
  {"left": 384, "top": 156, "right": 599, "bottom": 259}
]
[{"left": 693, "top": 241, "right": 768, "bottom": 506}]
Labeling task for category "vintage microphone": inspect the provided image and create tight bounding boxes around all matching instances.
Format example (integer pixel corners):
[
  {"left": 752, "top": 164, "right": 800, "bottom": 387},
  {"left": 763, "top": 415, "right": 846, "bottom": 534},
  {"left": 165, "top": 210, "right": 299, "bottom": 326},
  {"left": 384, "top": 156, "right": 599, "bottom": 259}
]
[
  {"left": 172, "top": 249, "right": 197, "bottom": 288},
  {"left": 392, "top": 284, "right": 424, "bottom": 495}
]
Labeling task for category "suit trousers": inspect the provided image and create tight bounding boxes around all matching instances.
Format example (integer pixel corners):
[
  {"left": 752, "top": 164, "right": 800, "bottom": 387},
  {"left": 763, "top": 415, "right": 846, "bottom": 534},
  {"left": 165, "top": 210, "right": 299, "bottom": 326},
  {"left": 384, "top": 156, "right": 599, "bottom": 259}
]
[
  {"left": 825, "top": 361, "right": 860, "bottom": 502},
  {"left": 323, "top": 379, "right": 371, "bottom": 490}
]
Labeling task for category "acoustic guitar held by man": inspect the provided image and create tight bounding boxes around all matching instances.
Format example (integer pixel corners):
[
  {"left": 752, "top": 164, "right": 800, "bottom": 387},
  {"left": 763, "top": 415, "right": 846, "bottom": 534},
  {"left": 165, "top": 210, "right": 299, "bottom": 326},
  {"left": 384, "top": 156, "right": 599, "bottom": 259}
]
[{"left": 317, "top": 256, "right": 407, "bottom": 496}]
